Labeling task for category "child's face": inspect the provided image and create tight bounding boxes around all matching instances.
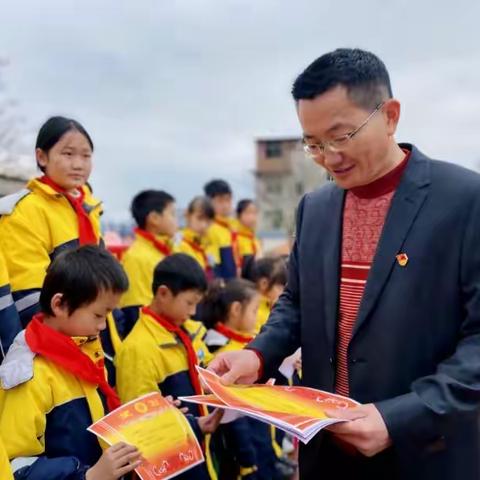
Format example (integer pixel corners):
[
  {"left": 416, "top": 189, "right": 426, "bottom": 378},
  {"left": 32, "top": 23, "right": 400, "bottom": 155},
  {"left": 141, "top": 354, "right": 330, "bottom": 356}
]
[
  {"left": 211, "top": 194, "right": 232, "bottom": 218},
  {"left": 149, "top": 202, "right": 178, "bottom": 237},
  {"left": 156, "top": 287, "right": 203, "bottom": 325},
  {"left": 229, "top": 294, "right": 260, "bottom": 333},
  {"left": 50, "top": 290, "right": 121, "bottom": 337},
  {"left": 187, "top": 210, "right": 212, "bottom": 236},
  {"left": 36, "top": 130, "right": 93, "bottom": 192},
  {"left": 239, "top": 203, "right": 258, "bottom": 230}
]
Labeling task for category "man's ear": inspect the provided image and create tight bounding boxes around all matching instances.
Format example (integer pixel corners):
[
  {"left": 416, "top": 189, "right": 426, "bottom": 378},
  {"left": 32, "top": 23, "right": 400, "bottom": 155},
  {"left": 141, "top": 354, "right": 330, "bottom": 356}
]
[{"left": 383, "top": 98, "right": 401, "bottom": 137}]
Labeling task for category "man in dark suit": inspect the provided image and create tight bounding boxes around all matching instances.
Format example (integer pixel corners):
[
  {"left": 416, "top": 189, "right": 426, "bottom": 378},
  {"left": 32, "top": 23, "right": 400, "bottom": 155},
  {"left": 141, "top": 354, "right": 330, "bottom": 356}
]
[{"left": 209, "top": 48, "right": 480, "bottom": 479}]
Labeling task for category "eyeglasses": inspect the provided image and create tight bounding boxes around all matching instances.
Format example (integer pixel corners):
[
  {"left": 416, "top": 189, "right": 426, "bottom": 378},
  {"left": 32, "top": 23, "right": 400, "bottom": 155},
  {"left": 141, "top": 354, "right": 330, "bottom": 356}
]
[{"left": 303, "top": 102, "right": 384, "bottom": 157}]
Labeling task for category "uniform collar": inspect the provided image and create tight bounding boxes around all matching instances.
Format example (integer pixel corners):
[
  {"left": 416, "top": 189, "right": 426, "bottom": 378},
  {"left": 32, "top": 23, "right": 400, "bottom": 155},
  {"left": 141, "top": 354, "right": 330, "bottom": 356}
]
[
  {"left": 140, "top": 308, "right": 202, "bottom": 347},
  {"left": 28, "top": 177, "right": 101, "bottom": 208}
]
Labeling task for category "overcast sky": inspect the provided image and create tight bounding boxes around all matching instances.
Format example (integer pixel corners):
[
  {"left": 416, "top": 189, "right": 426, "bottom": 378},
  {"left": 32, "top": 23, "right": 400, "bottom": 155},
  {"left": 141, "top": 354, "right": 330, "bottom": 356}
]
[{"left": 0, "top": 0, "right": 479, "bottom": 221}]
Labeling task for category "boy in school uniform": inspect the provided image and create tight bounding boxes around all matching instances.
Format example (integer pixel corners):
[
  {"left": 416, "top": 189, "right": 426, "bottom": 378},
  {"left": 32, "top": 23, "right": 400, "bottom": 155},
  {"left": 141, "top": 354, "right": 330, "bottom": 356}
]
[
  {"left": 0, "top": 250, "right": 22, "bottom": 360},
  {"left": 203, "top": 179, "right": 238, "bottom": 279},
  {"left": 0, "top": 246, "right": 141, "bottom": 480},
  {"left": 176, "top": 196, "right": 215, "bottom": 278},
  {"left": 119, "top": 190, "right": 177, "bottom": 336},
  {"left": 116, "top": 253, "right": 218, "bottom": 479}
]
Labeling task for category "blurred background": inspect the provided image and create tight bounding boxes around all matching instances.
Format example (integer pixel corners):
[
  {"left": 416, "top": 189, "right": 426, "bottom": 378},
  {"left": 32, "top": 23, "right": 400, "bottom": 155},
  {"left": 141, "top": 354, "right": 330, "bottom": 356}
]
[{"left": 1, "top": 0, "right": 479, "bottom": 250}]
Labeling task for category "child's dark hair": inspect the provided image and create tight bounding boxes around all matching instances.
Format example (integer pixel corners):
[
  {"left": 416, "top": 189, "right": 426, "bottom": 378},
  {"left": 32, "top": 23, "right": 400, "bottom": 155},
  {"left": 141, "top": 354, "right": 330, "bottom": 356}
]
[
  {"left": 131, "top": 190, "right": 175, "bottom": 229},
  {"left": 243, "top": 256, "right": 287, "bottom": 290},
  {"left": 187, "top": 196, "right": 215, "bottom": 220},
  {"left": 40, "top": 245, "right": 128, "bottom": 315},
  {"left": 152, "top": 253, "right": 207, "bottom": 296},
  {"left": 36, "top": 116, "right": 94, "bottom": 172},
  {"left": 236, "top": 199, "right": 255, "bottom": 217},
  {"left": 201, "top": 279, "right": 257, "bottom": 329},
  {"left": 203, "top": 179, "right": 232, "bottom": 198}
]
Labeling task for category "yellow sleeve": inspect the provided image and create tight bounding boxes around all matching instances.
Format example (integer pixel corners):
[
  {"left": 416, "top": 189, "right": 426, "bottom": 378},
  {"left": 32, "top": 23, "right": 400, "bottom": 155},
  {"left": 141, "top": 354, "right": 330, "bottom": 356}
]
[
  {"left": 0, "top": 365, "right": 53, "bottom": 460},
  {"left": 0, "top": 203, "right": 51, "bottom": 291},
  {"left": 120, "top": 250, "right": 155, "bottom": 308},
  {"left": 115, "top": 340, "right": 160, "bottom": 403},
  {"left": 0, "top": 437, "right": 13, "bottom": 480}
]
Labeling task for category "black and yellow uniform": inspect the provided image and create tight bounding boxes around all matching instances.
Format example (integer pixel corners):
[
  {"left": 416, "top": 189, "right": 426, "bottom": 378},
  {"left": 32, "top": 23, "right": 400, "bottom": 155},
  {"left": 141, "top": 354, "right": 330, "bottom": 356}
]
[
  {"left": 176, "top": 228, "right": 214, "bottom": 278},
  {"left": 0, "top": 178, "right": 102, "bottom": 325},
  {"left": 0, "top": 250, "right": 22, "bottom": 360},
  {"left": 0, "top": 437, "right": 13, "bottom": 480},
  {"left": 205, "top": 217, "right": 238, "bottom": 279},
  {"left": 115, "top": 307, "right": 216, "bottom": 480},
  {"left": 234, "top": 220, "right": 261, "bottom": 269},
  {"left": 205, "top": 324, "right": 259, "bottom": 479},
  {"left": 119, "top": 229, "right": 173, "bottom": 336},
  {"left": 0, "top": 327, "right": 110, "bottom": 479}
]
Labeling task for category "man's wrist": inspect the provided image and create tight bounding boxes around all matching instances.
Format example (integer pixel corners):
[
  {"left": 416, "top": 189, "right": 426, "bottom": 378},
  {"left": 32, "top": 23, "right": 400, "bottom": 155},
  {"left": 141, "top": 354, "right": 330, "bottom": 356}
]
[{"left": 245, "top": 347, "right": 264, "bottom": 381}]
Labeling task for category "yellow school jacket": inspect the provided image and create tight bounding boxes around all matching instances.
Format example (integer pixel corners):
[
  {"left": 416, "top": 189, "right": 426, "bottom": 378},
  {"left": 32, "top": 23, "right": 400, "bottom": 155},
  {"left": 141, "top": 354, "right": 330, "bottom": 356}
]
[
  {"left": 0, "top": 437, "right": 13, "bottom": 480},
  {"left": 205, "top": 217, "right": 237, "bottom": 279},
  {"left": 234, "top": 221, "right": 261, "bottom": 267},
  {"left": 176, "top": 228, "right": 214, "bottom": 273},
  {"left": 0, "top": 250, "right": 21, "bottom": 359},
  {"left": 255, "top": 296, "right": 271, "bottom": 335},
  {"left": 0, "top": 333, "right": 107, "bottom": 479},
  {"left": 120, "top": 232, "right": 173, "bottom": 309},
  {"left": 116, "top": 310, "right": 212, "bottom": 406},
  {"left": 0, "top": 178, "right": 102, "bottom": 324}
]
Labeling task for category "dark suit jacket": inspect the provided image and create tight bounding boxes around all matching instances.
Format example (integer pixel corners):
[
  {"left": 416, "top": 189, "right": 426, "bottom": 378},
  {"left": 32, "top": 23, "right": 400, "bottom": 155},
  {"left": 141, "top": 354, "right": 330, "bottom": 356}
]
[{"left": 249, "top": 144, "right": 480, "bottom": 480}]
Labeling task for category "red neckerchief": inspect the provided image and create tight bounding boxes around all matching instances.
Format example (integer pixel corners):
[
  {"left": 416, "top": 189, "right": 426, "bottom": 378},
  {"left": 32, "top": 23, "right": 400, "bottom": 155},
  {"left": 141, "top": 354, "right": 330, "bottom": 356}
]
[
  {"left": 134, "top": 228, "right": 172, "bottom": 256},
  {"left": 142, "top": 307, "right": 205, "bottom": 413},
  {"left": 214, "top": 322, "right": 254, "bottom": 344},
  {"left": 25, "top": 314, "right": 120, "bottom": 412},
  {"left": 214, "top": 218, "right": 240, "bottom": 268},
  {"left": 182, "top": 236, "right": 213, "bottom": 279},
  {"left": 40, "top": 175, "right": 97, "bottom": 245}
]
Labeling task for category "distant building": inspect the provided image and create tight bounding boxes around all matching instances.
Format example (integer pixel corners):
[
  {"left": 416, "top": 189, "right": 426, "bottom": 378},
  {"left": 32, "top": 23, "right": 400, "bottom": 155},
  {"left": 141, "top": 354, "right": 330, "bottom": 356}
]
[{"left": 254, "top": 137, "right": 328, "bottom": 237}]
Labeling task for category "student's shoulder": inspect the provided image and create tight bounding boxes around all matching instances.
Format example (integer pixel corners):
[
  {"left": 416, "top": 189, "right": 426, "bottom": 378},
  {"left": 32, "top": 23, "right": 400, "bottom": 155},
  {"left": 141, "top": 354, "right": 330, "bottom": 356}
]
[
  {"left": 0, "top": 331, "right": 52, "bottom": 391},
  {"left": 184, "top": 319, "right": 206, "bottom": 338},
  {"left": 0, "top": 188, "right": 34, "bottom": 217}
]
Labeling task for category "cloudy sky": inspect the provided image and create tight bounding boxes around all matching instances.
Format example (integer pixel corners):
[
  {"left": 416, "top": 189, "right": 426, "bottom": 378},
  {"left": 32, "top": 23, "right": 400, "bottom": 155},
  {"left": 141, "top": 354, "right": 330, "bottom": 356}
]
[{"left": 0, "top": 0, "right": 479, "bottom": 221}]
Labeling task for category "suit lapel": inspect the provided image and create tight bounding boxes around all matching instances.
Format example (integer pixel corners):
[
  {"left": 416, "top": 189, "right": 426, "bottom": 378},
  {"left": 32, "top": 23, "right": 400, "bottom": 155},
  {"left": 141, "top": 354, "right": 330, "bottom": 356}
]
[
  {"left": 352, "top": 147, "right": 431, "bottom": 339},
  {"left": 322, "top": 186, "right": 345, "bottom": 353}
]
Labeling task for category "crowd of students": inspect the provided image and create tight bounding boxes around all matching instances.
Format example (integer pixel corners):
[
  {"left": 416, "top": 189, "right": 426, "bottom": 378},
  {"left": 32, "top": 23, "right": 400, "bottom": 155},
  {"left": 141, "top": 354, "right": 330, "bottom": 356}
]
[{"left": 0, "top": 116, "right": 299, "bottom": 480}]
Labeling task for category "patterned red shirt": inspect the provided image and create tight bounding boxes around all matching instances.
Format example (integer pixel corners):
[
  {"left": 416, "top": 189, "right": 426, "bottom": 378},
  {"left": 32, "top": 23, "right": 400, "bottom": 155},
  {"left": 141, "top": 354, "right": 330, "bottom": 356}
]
[{"left": 335, "top": 152, "right": 410, "bottom": 397}]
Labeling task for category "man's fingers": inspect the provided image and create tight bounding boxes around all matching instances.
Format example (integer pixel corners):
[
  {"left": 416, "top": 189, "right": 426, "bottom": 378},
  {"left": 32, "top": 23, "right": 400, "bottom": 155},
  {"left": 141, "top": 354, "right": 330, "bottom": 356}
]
[
  {"left": 325, "top": 421, "right": 358, "bottom": 435},
  {"left": 324, "top": 407, "right": 367, "bottom": 421}
]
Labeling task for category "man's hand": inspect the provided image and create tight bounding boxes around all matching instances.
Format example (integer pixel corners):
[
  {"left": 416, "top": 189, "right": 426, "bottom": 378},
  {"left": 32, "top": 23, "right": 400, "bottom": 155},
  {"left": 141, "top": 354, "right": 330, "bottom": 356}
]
[
  {"left": 324, "top": 403, "right": 392, "bottom": 457},
  {"left": 208, "top": 349, "right": 260, "bottom": 385}
]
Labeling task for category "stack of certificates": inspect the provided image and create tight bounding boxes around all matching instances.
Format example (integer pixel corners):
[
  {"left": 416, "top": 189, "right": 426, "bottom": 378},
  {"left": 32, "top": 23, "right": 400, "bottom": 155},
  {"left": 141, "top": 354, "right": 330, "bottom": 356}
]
[{"left": 180, "top": 367, "right": 359, "bottom": 444}]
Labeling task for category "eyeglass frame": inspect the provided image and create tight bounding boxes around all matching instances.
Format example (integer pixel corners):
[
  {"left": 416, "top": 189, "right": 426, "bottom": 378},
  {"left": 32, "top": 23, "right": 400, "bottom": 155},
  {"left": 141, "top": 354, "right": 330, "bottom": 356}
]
[{"left": 303, "top": 101, "right": 385, "bottom": 157}]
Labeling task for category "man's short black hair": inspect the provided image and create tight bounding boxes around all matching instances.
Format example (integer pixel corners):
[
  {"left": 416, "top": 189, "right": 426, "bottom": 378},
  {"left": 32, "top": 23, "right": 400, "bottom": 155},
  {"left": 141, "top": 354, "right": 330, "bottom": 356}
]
[
  {"left": 131, "top": 190, "right": 175, "bottom": 229},
  {"left": 152, "top": 253, "right": 207, "bottom": 296},
  {"left": 203, "top": 179, "right": 232, "bottom": 199},
  {"left": 40, "top": 245, "right": 128, "bottom": 315},
  {"left": 292, "top": 48, "right": 393, "bottom": 110}
]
